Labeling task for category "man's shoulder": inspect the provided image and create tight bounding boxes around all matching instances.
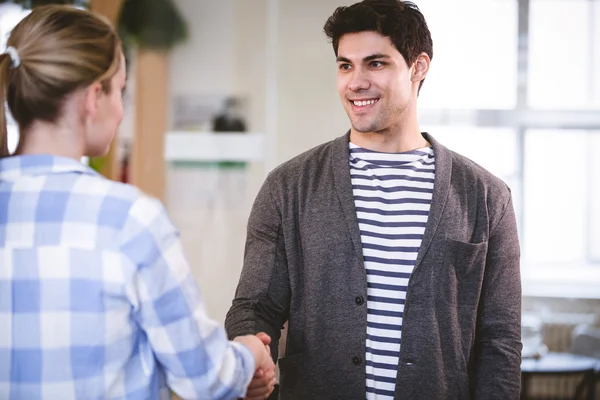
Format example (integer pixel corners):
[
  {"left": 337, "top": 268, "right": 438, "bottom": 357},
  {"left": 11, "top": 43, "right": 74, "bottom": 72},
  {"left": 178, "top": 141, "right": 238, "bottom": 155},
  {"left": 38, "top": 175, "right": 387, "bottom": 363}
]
[
  {"left": 267, "top": 136, "right": 340, "bottom": 182},
  {"left": 445, "top": 148, "right": 512, "bottom": 203},
  {"left": 448, "top": 149, "right": 503, "bottom": 182}
]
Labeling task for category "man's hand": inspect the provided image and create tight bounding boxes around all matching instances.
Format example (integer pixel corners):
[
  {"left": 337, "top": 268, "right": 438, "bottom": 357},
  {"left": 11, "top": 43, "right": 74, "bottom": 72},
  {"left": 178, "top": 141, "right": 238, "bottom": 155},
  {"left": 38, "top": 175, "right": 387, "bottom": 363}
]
[
  {"left": 234, "top": 332, "right": 277, "bottom": 400},
  {"left": 246, "top": 332, "right": 276, "bottom": 400},
  {"left": 255, "top": 332, "right": 272, "bottom": 356},
  {"left": 244, "top": 367, "right": 276, "bottom": 400}
]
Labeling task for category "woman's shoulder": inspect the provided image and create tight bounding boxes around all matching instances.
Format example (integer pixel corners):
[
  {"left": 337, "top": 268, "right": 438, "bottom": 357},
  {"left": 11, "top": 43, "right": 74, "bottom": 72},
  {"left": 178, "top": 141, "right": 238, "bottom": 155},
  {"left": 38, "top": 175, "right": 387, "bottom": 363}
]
[{"left": 77, "top": 173, "right": 167, "bottom": 221}]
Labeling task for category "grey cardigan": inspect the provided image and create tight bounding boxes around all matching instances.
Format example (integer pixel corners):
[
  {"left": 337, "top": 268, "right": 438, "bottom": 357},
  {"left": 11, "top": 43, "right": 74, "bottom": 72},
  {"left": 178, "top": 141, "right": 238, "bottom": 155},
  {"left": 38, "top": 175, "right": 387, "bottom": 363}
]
[{"left": 225, "top": 132, "right": 522, "bottom": 399}]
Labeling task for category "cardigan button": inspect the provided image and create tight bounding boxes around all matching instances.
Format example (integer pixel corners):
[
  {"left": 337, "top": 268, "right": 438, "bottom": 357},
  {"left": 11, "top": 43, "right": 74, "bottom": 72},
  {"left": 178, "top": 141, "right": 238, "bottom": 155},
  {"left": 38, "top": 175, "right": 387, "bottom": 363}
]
[
  {"left": 352, "top": 356, "right": 362, "bottom": 365},
  {"left": 355, "top": 296, "right": 364, "bottom": 305}
]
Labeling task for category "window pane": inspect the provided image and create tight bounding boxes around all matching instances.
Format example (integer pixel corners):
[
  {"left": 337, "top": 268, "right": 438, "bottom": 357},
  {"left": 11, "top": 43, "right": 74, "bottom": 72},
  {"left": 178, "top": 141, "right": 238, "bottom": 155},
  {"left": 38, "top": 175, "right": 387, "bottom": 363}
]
[
  {"left": 416, "top": 0, "right": 517, "bottom": 110},
  {"left": 523, "top": 130, "right": 599, "bottom": 266},
  {"left": 594, "top": 0, "right": 600, "bottom": 108},
  {"left": 590, "top": 134, "right": 600, "bottom": 262},
  {"left": 529, "top": 0, "right": 600, "bottom": 109},
  {"left": 423, "top": 126, "right": 518, "bottom": 180}
]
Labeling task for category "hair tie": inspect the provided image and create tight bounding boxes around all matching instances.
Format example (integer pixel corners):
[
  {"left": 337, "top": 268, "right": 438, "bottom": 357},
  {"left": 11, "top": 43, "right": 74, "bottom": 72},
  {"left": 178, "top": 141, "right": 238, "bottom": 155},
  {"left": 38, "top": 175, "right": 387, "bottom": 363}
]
[{"left": 4, "top": 46, "right": 20, "bottom": 69}]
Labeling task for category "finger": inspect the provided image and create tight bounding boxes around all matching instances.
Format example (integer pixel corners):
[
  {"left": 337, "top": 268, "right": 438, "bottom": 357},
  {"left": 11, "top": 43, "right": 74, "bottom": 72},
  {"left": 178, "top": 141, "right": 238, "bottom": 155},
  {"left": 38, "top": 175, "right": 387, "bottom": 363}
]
[
  {"left": 258, "top": 370, "right": 274, "bottom": 384},
  {"left": 245, "top": 385, "right": 271, "bottom": 399},
  {"left": 247, "top": 369, "right": 267, "bottom": 386},
  {"left": 246, "top": 389, "right": 267, "bottom": 397},
  {"left": 256, "top": 332, "right": 271, "bottom": 345},
  {"left": 247, "top": 376, "right": 270, "bottom": 390}
]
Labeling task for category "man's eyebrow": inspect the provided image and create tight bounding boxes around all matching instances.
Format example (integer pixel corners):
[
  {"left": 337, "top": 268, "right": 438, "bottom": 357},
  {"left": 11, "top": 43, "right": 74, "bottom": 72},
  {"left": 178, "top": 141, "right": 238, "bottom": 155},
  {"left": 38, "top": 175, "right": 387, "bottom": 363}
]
[
  {"left": 363, "top": 53, "right": 391, "bottom": 62},
  {"left": 336, "top": 53, "right": 391, "bottom": 63}
]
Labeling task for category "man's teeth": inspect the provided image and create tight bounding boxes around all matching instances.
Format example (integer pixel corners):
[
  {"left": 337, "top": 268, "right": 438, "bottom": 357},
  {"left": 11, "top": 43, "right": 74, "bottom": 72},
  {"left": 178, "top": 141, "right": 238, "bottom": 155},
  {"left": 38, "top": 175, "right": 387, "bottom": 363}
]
[{"left": 353, "top": 99, "right": 377, "bottom": 106}]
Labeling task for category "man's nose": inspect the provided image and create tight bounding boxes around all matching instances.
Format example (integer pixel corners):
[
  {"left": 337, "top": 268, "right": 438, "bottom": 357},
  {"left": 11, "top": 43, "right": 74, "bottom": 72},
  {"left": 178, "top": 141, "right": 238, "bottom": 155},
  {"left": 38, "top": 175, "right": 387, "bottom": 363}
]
[{"left": 348, "top": 69, "right": 370, "bottom": 92}]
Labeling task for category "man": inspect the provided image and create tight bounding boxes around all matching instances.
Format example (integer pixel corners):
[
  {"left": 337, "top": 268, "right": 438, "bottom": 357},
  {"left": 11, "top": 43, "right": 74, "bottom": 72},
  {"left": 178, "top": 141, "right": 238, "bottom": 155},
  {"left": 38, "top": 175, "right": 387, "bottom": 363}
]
[{"left": 226, "top": 1, "right": 522, "bottom": 398}]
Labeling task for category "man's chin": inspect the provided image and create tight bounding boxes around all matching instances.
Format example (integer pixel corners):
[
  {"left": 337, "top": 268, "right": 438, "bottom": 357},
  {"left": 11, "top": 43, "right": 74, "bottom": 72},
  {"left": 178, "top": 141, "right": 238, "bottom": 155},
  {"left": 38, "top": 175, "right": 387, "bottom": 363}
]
[
  {"left": 351, "top": 123, "right": 380, "bottom": 134},
  {"left": 347, "top": 115, "right": 378, "bottom": 132}
]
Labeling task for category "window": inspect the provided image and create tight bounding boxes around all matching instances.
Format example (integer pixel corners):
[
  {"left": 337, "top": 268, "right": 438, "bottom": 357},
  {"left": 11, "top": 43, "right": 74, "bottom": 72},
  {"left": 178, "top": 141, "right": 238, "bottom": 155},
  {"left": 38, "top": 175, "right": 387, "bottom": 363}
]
[
  {"left": 421, "top": 126, "right": 518, "bottom": 180},
  {"left": 417, "top": 0, "right": 518, "bottom": 110},
  {"left": 523, "top": 130, "right": 599, "bottom": 266},
  {"left": 416, "top": 0, "right": 600, "bottom": 297},
  {"left": 528, "top": 0, "right": 600, "bottom": 109}
]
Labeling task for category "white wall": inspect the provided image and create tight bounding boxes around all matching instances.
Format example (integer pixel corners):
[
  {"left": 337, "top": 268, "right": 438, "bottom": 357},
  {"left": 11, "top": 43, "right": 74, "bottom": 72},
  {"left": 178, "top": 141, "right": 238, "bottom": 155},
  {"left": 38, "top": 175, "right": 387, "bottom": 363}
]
[
  {"left": 275, "top": 0, "right": 352, "bottom": 163},
  {"left": 169, "top": 0, "right": 354, "bottom": 162},
  {"left": 167, "top": 0, "right": 244, "bottom": 323},
  {"left": 169, "top": 0, "right": 238, "bottom": 97},
  {"left": 166, "top": 0, "right": 358, "bottom": 323}
]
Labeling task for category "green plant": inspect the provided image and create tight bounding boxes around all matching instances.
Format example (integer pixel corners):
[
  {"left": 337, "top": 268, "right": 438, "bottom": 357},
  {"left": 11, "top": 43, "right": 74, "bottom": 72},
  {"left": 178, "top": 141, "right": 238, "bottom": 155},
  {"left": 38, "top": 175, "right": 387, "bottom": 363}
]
[
  {"left": 119, "top": 0, "right": 187, "bottom": 50},
  {"left": 0, "top": 0, "right": 188, "bottom": 50}
]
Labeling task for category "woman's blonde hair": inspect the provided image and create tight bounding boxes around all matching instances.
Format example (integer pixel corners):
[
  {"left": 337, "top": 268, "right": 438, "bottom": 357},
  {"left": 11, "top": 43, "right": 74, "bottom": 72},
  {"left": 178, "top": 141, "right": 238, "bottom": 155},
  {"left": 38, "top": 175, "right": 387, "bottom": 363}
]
[{"left": 0, "top": 5, "right": 122, "bottom": 157}]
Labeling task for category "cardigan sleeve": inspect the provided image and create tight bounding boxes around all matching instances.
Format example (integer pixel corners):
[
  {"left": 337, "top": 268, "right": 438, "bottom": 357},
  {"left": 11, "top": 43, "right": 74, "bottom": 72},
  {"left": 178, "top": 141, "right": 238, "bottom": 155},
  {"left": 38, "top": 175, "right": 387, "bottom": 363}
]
[
  {"left": 471, "top": 194, "right": 522, "bottom": 399},
  {"left": 225, "top": 176, "right": 290, "bottom": 362}
]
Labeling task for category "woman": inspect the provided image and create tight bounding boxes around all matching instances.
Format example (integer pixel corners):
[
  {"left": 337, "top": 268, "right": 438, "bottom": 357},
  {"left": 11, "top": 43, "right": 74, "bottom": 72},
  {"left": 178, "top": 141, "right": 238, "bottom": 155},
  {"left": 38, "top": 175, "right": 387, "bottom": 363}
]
[{"left": 0, "top": 5, "right": 275, "bottom": 400}]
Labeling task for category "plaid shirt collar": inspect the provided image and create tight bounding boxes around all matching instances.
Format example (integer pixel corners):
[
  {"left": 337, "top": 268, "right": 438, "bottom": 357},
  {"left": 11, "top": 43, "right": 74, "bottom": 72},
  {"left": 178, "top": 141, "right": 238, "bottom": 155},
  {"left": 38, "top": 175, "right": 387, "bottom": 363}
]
[{"left": 0, "top": 154, "right": 98, "bottom": 182}]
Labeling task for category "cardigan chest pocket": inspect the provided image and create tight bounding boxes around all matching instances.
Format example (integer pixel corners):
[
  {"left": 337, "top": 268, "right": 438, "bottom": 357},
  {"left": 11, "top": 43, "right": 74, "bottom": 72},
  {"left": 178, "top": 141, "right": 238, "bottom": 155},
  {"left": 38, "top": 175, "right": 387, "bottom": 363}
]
[{"left": 437, "top": 238, "right": 488, "bottom": 307}]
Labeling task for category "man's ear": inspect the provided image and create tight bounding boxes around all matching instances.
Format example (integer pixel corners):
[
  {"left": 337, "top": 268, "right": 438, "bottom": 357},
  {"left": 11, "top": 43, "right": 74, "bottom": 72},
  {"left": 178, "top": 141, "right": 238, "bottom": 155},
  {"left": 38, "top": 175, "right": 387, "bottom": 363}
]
[{"left": 412, "top": 52, "right": 431, "bottom": 84}]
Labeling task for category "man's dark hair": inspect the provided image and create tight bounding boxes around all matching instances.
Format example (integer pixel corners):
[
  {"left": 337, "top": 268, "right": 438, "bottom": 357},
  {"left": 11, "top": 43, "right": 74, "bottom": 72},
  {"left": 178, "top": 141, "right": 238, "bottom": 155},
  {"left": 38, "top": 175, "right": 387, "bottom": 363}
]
[{"left": 323, "top": 0, "right": 433, "bottom": 90}]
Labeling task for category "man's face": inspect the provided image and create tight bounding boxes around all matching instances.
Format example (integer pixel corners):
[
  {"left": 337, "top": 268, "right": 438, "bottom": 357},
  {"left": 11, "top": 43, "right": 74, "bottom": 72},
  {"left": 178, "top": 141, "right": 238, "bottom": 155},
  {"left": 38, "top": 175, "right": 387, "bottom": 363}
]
[{"left": 336, "top": 31, "right": 415, "bottom": 134}]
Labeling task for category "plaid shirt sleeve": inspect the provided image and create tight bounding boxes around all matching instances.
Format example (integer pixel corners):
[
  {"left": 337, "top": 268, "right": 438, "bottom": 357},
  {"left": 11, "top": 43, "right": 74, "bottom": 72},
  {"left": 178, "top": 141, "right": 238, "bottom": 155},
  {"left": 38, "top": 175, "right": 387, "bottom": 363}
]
[{"left": 120, "top": 194, "right": 255, "bottom": 399}]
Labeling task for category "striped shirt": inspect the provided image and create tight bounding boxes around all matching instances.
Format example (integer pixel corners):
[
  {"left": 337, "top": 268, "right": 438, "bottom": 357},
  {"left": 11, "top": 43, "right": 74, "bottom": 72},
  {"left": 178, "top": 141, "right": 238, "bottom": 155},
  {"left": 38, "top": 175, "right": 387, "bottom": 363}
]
[{"left": 349, "top": 142, "right": 435, "bottom": 399}]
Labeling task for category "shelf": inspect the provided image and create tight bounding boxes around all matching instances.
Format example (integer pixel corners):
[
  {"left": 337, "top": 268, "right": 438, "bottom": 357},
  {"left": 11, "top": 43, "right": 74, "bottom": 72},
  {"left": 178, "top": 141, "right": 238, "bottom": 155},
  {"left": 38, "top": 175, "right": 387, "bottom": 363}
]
[{"left": 164, "top": 131, "right": 265, "bottom": 162}]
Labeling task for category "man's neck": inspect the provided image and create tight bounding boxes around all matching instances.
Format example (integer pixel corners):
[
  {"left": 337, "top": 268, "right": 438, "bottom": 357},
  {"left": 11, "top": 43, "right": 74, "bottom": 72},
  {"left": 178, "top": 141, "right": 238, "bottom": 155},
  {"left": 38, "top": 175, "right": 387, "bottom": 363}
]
[{"left": 349, "top": 128, "right": 429, "bottom": 153}]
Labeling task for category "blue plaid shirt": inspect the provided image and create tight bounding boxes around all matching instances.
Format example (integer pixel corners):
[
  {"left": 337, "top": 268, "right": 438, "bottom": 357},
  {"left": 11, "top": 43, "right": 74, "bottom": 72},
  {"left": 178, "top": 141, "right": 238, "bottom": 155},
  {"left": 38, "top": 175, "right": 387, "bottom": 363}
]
[{"left": 0, "top": 155, "right": 255, "bottom": 400}]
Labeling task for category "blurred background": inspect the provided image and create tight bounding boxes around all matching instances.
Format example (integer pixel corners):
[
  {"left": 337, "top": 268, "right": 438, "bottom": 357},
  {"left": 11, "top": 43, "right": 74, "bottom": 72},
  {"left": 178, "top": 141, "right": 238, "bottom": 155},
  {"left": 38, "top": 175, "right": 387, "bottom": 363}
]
[{"left": 1, "top": 0, "right": 599, "bottom": 398}]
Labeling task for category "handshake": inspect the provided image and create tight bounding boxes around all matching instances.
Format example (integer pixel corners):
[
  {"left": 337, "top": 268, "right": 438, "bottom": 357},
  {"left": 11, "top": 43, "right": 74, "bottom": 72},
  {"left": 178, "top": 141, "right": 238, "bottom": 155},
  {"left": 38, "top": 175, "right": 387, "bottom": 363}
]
[{"left": 234, "top": 332, "right": 277, "bottom": 400}]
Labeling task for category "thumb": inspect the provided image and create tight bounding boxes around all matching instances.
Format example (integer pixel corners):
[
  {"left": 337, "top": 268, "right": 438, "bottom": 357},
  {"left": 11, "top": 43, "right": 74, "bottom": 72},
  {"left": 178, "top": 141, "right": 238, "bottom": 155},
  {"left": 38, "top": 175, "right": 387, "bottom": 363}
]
[{"left": 256, "top": 332, "right": 271, "bottom": 346}]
